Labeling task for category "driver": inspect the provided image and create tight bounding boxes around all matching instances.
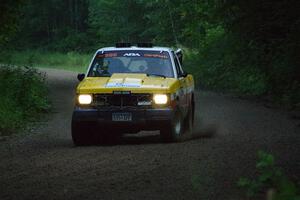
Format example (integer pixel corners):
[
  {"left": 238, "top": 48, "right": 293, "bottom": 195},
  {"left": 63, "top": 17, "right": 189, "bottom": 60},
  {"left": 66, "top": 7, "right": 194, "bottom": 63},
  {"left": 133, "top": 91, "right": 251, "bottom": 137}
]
[{"left": 96, "top": 60, "right": 110, "bottom": 76}]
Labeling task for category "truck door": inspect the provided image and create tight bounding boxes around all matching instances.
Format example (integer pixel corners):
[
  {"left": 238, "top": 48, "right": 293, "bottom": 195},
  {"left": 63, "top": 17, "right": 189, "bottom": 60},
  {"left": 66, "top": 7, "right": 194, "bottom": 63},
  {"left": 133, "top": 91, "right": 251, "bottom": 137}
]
[{"left": 173, "top": 53, "right": 188, "bottom": 115}]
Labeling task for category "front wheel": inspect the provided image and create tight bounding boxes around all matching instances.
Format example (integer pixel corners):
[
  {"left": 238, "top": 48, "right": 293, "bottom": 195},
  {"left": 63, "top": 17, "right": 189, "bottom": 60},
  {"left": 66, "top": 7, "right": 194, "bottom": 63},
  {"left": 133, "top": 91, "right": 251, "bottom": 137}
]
[
  {"left": 71, "top": 121, "right": 93, "bottom": 146},
  {"left": 160, "top": 111, "right": 184, "bottom": 142}
]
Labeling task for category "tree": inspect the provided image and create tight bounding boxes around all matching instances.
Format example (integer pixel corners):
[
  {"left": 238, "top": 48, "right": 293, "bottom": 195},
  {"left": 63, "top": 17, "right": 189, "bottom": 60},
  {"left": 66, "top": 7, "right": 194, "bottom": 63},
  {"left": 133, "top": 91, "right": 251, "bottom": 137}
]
[
  {"left": 0, "top": 0, "right": 24, "bottom": 45},
  {"left": 88, "top": 0, "right": 151, "bottom": 46}
]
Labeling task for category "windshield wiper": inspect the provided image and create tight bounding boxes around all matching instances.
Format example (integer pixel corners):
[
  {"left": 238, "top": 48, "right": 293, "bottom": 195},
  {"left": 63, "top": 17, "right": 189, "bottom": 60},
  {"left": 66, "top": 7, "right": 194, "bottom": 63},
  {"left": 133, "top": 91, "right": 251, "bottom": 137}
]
[{"left": 147, "top": 73, "right": 166, "bottom": 78}]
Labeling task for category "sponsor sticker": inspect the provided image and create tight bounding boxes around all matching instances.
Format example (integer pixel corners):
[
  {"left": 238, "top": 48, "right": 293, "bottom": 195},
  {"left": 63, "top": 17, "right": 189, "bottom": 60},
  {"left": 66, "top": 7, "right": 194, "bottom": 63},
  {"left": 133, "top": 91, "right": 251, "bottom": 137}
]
[
  {"left": 144, "top": 54, "right": 168, "bottom": 59},
  {"left": 106, "top": 83, "right": 141, "bottom": 88},
  {"left": 123, "top": 53, "right": 141, "bottom": 57},
  {"left": 106, "top": 83, "right": 123, "bottom": 88},
  {"left": 97, "top": 53, "right": 118, "bottom": 58}
]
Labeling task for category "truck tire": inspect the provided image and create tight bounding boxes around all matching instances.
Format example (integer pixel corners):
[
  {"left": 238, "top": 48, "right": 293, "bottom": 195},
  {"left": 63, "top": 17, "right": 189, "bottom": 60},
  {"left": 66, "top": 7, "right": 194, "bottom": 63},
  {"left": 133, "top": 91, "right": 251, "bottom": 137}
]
[
  {"left": 184, "top": 102, "right": 194, "bottom": 135},
  {"left": 160, "top": 110, "right": 184, "bottom": 142},
  {"left": 71, "top": 121, "right": 93, "bottom": 146}
]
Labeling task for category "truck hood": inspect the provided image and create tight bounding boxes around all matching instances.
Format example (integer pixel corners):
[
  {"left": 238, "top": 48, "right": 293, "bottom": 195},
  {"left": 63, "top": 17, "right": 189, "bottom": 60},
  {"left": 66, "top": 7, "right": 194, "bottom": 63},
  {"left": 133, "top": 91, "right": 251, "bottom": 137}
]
[{"left": 77, "top": 73, "right": 179, "bottom": 94}]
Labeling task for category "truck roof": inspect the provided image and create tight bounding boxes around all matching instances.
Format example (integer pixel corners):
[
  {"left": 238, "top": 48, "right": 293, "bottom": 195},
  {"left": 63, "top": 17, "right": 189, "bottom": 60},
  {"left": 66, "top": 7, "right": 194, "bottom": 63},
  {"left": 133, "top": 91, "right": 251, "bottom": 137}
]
[{"left": 96, "top": 46, "right": 174, "bottom": 53}]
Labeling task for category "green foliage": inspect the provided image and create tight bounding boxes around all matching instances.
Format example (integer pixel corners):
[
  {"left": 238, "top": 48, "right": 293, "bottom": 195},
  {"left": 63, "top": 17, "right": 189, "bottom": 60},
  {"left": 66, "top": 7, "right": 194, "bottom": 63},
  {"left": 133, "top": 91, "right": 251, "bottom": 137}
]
[
  {"left": 0, "top": 66, "right": 50, "bottom": 135},
  {"left": 1, "top": 0, "right": 299, "bottom": 106},
  {"left": 0, "top": 0, "right": 24, "bottom": 45},
  {"left": 11, "top": 0, "right": 89, "bottom": 51},
  {"left": 213, "top": 0, "right": 300, "bottom": 104},
  {"left": 238, "top": 151, "right": 300, "bottom": 200},
  {"left": 0, "top": 51, "right": 91, "bottom": 72},
  {"left": 88, "top": 0, "right": 152, "bottom": 46},
  {"left": 184, "top": 27, "right": 268, "bottom": 96}
]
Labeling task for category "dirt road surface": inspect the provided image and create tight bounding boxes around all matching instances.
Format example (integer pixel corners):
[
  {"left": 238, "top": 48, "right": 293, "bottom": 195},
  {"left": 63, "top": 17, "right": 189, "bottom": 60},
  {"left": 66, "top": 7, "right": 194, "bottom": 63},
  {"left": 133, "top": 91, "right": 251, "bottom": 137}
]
[{"left": 0, "top": 68, "right": 299, "bottom": 200}]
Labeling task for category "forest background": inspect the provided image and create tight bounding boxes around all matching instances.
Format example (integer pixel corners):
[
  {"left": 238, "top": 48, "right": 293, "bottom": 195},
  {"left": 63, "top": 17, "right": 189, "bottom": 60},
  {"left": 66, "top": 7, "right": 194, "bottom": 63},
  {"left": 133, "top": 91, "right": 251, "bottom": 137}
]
[{"left": 1, "top": 0, "right": 299, "bottom": 107}]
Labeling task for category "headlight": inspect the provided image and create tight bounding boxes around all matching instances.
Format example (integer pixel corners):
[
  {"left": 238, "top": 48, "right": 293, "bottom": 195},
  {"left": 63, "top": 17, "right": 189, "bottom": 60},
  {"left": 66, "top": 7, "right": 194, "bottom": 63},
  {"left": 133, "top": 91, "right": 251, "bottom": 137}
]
[
  {"left": 153, "top": 94, "right": 168, "bottom": 104},
  {"left": 78, "top": 94, "right": 92, "bottom": 105}
]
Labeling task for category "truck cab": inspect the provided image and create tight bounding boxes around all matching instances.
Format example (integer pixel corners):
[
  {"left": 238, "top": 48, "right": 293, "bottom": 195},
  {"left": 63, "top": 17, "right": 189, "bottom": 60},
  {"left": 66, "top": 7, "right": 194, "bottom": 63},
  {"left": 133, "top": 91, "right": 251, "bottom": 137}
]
[{"left": 72, "top": 43, "right": 195, "bottom": 145}]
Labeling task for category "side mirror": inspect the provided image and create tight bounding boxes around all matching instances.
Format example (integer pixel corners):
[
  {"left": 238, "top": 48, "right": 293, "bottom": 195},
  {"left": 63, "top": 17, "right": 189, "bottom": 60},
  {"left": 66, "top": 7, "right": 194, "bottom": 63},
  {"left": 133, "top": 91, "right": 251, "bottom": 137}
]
[
  {"left": 77, "top": 73, "right": 85, "bottom": 81},
  {"left": 181, "top": 71, "right": 188, "bottom": 78}
]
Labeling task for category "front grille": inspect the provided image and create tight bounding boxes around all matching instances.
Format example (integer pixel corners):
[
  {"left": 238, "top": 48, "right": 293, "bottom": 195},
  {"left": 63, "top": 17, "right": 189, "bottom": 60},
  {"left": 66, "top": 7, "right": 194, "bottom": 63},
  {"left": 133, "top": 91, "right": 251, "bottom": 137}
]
[{"left": 93, "top": 93, "right": 152, "bottom": 108}]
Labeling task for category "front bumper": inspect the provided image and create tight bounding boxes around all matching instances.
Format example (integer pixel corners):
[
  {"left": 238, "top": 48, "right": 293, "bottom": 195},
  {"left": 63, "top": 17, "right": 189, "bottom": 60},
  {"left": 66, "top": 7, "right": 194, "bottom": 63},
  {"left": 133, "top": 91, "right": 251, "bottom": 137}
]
[{"left": 72, "top": 107, "right": 174, "bottom": 131}]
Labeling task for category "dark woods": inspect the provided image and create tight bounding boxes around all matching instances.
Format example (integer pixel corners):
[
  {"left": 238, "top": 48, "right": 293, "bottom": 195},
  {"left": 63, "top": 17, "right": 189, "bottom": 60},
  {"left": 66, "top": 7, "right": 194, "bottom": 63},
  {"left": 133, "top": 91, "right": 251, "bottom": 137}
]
[{"left": 1, "top": 0, "right": 299, "bottom": 105}]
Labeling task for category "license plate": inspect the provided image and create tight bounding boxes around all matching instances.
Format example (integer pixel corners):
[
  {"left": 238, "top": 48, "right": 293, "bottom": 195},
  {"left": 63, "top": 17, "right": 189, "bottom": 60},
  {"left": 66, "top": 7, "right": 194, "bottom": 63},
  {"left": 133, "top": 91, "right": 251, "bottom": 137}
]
[{"left": 112, "top": 113, "right": 132, "bottom": 121}]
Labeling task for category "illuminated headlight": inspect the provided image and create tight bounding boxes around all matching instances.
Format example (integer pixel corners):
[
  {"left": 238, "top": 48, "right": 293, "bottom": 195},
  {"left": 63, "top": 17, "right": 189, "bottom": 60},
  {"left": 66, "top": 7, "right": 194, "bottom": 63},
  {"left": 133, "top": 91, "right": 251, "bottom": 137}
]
[
  {"left": 78, "top": 94, "right": 92, "bottom": 105},
  {"left": 153, "top": 94, "right": 168, "bottom": 104}
]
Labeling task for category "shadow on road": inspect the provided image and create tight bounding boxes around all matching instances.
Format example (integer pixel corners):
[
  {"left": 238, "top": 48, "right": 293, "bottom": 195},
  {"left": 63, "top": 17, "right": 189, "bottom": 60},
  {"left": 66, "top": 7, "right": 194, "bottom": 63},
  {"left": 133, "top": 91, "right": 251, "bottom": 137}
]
[{"left": 99, "top": 123, "right": 219, "bottom": 146}]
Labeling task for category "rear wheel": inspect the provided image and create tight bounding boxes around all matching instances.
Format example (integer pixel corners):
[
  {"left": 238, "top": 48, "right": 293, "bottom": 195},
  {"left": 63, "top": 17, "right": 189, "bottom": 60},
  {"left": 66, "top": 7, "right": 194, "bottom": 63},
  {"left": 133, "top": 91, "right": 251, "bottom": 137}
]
[
  {"left": 184, "top": 102, "right": 194, "bottom": 135},
  {"left": 161, "top": 110, "right": 184, "bottom": 142}
]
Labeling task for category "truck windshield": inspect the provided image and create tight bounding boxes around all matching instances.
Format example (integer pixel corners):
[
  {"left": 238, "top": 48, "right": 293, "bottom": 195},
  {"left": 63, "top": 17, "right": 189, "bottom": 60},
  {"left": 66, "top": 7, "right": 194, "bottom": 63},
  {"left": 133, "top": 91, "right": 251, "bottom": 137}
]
[{"left": 88, "top": 50, "right": 174, "bottom": 78}]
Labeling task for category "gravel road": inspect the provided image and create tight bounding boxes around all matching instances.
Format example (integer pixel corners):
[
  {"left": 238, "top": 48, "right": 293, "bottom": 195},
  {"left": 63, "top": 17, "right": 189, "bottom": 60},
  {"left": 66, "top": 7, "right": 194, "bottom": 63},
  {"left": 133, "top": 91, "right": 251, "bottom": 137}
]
[{"left": 0, "top": 68, "right": 299, "bottom": 200}]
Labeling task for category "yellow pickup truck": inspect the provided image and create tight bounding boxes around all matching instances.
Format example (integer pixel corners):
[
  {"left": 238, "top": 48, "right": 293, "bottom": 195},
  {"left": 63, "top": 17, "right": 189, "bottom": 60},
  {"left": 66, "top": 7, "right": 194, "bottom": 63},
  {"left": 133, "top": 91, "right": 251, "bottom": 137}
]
[{"left": 72, "top": 43, "right": 195, "bottom": 145}]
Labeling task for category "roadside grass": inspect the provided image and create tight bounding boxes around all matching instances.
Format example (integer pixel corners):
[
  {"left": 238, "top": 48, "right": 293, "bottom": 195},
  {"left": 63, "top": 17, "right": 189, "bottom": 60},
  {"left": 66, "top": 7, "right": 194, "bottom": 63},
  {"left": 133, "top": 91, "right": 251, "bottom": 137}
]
[
  {"left": 0, "top": 51, "right": 92, "bottom": 73},
  {"left": 0, "top": 66, "right": 50, "bottom": 135}
]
